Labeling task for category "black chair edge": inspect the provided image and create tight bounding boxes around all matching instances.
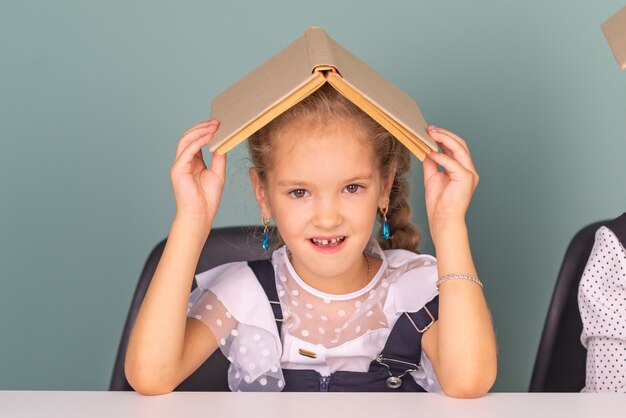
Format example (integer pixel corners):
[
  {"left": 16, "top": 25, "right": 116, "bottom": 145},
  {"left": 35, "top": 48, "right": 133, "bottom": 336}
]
[
  {"left": 528, "top": 220, "right": 607, "bottom": 392},
  {"left": 109, "top": 225, "right": 277, "bottom": 391}
]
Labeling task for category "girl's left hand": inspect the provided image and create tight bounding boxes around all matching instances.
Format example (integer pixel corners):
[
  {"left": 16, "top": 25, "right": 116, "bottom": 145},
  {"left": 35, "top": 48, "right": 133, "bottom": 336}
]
[{"left": 422, "top": 125, "right": 479, "bottom": 232}]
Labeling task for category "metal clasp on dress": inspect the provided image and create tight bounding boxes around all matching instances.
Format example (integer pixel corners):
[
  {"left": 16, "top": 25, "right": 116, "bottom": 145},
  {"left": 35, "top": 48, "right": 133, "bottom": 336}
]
[
  {"left": 375, "top": 354, "right": 421, "bottom": 389},
  {"left": 404, "top": 306, "right": 435, "bottom": 333}
]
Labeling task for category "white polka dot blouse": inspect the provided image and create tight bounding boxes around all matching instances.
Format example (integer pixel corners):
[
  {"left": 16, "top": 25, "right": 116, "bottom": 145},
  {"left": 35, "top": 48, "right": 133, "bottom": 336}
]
[
  {"left": 186, "top": 236, "right": 442, "bottom": 392},
  {"left": 578, "top": 222, "right": 626, "bottom": 393}
]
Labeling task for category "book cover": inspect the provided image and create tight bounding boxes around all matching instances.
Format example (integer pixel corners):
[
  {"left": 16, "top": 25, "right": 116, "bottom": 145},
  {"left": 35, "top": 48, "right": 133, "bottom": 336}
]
[
  {"left": 208, "top": 26, "right": 437, "bottom": 160},
  {"left": 602, "top": 6, "right": 626, "bottom": 70}
]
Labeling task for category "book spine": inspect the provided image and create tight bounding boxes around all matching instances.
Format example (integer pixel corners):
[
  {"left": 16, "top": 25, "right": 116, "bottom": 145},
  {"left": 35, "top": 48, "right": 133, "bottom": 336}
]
[{"left": 304, "top": 27, "right": 338, "bottom": 73}]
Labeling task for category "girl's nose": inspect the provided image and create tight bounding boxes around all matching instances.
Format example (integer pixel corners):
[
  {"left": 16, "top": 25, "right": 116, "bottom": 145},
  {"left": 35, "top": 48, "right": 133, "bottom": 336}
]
[{"left": 313, "top": 199, "right": 342, "bottom": 229}]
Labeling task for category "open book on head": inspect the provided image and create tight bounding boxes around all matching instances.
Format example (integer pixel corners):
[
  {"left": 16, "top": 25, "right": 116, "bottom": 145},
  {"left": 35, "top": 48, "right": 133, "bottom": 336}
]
[{"left": 208, "top": 26, "right": 438, "bottom": 161}]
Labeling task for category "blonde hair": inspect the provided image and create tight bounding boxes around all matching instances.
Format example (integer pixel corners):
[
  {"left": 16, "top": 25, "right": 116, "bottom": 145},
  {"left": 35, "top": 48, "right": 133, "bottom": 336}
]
[{"left": 248, "top": 83, "right": 421, "bottom": 252}]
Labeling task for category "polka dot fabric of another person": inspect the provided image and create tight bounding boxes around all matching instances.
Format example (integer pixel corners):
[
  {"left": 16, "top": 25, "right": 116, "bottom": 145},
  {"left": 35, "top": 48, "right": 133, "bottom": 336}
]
[{"left": 578, "top": 213, "right": 626, "bottom": 393}]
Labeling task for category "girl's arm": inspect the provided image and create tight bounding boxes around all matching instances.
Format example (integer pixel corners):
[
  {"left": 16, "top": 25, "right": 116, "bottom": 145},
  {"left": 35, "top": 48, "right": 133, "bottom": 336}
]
[
  {"left": 419, "top": 126, "right": 497, "bottom": 398},
  {"left": 125, "top": 217, "right": 218, "bottom": 395},
  {"left": 125, "top": 120, "right": 226, "bottom": 395}
]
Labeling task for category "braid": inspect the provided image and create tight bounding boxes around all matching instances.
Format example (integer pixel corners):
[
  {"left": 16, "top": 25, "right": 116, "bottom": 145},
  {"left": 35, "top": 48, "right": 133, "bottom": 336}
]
[{"left": 377, "top": 146, "right": 421, "bottom": 252}]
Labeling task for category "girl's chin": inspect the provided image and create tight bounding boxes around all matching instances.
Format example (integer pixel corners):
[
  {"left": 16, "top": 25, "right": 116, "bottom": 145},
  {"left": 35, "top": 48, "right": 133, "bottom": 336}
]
[{"left": 307, "top": 236, "right": 348, "bottom": 254}]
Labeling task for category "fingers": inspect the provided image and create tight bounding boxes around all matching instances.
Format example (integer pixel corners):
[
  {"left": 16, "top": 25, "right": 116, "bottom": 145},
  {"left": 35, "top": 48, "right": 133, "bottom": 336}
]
[
  {"left": 175, "top": 119, "right": 220, "bottom": 161},
  {"left": 173, "top": 124, "right": 218, "bottom": 171},
  {"left": 209, "top": 151, "right": 227, "bottom": 184},
  {"left": 428, "top": 125, "right": 470, "bottom": 154},
  {"left": 424, "top": 125, "right": 479, "bottom": 188},
  {"left": 427, "top": 126, "right": 478, "bottom": 176},
  {"left": 426, "top": 150, "right": 479, "bottom": 189},
  {"left": 182, "top": 119, "right": 218, "bottom": 137},
  {"left": 422, "top": 149, "right": 440, "bottom": 186}
]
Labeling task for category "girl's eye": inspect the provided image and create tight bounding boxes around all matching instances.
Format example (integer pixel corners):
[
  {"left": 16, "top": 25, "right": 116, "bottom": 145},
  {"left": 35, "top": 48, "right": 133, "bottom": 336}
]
[
  {"left": 344, "top": 184, "right": 364, "bottom": 194},
  {"left": 288, "top": 189, "right": 309, "bottom": 199}
]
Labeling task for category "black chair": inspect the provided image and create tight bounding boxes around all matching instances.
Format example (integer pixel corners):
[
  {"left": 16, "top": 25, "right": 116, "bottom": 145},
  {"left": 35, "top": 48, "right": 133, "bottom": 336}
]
[
  {"left": 109, "top": 225, "right": 277, "bottom": 391},
  {"left": 529, "top": 219, "right": 612, "bottom": 392}
]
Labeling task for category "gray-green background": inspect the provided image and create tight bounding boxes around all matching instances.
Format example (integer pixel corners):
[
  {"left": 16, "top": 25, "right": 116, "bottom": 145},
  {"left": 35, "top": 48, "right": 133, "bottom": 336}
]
[{"left": 1, "top": 0, "right": 625, "bottom": 392}]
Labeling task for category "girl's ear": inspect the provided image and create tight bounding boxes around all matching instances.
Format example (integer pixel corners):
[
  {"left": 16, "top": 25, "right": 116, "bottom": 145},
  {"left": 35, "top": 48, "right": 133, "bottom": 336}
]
[
  {"left": 249, "top": 168, "right": 272, "bottom": 218},
  {"left": 379, "top": 166, "right": 396, "bottom": 208}
]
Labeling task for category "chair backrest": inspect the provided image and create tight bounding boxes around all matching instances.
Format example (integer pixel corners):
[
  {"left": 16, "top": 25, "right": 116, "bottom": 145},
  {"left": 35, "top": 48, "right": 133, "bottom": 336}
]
[
  {"left": 109, "top": 225, "right": 277, "bottom": 391},
  {"left": 529, "top": 220, "right": 607, "bottom": 392}
]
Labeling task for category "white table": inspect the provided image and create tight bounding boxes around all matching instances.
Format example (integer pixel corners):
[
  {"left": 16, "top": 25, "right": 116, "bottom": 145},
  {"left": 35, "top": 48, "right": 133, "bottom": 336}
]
[{"left": 1, "top": 391, "right": 624, "bottom": 418}]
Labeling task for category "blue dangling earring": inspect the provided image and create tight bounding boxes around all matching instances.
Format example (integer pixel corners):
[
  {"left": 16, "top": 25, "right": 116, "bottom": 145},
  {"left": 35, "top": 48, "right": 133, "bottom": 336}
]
[
  {"left": 262, "top": 216, "right": 271, "bottom": 250},
  {"left": 380, "top": 206, "right": 390, "bottom": 240}
]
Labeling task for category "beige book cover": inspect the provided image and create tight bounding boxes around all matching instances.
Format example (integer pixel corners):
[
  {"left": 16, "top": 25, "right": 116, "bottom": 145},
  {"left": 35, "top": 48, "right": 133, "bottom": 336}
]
[
  {"left": 602, "top": 6, "right": 626, "bottom": 69},
  {"left": 208, "top": 26, "right": 438, "bottom": 160}
]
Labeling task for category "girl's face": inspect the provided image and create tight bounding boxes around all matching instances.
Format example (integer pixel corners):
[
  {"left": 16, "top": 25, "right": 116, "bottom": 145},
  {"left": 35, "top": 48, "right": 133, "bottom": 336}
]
[{"left": 250, "top": 120, "right": 393, "bottom": 293}]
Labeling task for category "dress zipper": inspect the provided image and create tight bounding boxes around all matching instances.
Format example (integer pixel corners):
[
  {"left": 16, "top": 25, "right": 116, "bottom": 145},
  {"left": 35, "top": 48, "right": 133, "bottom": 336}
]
[{"left": 319, "top": 375, "right": 330, "bottom": 391}]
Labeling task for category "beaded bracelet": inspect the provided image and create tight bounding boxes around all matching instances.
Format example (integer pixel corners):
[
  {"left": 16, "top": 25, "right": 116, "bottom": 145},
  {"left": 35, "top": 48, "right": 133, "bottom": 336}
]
[{"left": 436, "top": 273, "right": 483, "bottom": 289}]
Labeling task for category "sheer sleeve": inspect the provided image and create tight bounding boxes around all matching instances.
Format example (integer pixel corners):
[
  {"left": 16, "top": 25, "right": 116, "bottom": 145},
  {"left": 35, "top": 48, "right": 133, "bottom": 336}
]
[
  {"left": 187, "top": 286, "right": 237, "bottom": 345},
  {"left": 186, "top": 261, "right": 286, "bottom": 392}
]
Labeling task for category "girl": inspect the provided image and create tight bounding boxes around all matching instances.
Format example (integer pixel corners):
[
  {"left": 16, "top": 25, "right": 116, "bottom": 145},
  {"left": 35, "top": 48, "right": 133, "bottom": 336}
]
[{"left": 124, "top": 84, "right": 497, "bottom": 397}]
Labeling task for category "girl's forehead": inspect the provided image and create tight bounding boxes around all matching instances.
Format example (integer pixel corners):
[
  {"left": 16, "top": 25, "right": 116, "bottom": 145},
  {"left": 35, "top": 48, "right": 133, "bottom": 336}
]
[
  {"left": 274, "top": 121, "right": 373, "bottom": 159},
  {"left": 270, "top": 123, "right": 378, "bottom": 177}
]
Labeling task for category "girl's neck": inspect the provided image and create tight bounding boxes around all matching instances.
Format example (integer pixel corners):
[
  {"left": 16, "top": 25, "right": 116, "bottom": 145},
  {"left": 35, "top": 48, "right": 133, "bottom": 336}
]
[{"left": 288, "top": 253, "right": 383, "bottom": 295}]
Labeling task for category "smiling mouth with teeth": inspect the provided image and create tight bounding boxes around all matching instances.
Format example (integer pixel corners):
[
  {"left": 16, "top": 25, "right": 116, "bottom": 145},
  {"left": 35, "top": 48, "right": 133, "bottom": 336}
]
[{"left": 310, "top": 236, "right": 346, "bottom": 247}]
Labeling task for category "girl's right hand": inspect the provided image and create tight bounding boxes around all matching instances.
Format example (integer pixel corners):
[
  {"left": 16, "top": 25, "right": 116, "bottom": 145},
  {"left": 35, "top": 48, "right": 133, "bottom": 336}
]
[{"left": 170, "top": 119, "right": 226, "bottom": 230}]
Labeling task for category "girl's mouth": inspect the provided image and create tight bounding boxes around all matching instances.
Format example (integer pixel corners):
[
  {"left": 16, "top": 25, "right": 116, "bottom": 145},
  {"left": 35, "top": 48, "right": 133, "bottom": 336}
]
[
  {"left": 308, "top": 236, "right": 347, "bottom": 254},
  {"left": 310, "top": 236, "right": 346, "bottom": 247}
]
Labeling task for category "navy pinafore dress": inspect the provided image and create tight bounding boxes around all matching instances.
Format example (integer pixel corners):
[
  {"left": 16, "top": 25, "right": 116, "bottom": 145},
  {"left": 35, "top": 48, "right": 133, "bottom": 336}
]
[{"left": 247, "top": 259, "right": 440, "bottom": 392}]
